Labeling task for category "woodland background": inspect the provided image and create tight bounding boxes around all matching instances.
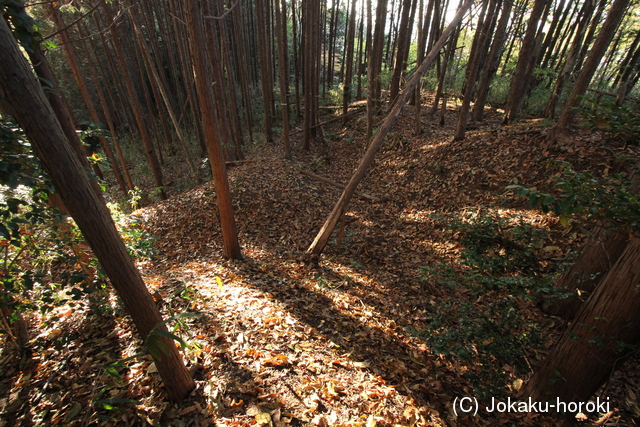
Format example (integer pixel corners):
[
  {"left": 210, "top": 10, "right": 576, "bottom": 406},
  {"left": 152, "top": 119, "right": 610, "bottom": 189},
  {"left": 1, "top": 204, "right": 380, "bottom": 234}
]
[{"left": 1, "top": 0, "right": 640, "bottom": 424}]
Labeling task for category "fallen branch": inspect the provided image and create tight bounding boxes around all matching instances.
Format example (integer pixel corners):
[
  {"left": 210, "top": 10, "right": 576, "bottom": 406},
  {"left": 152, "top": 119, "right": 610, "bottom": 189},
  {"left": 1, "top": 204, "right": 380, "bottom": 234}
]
[
  {"left": 292, "top": 165, "right": 382, "bottom": 202},
  {"left": 290, "top": 108, "right": 365, "bottom": 136},
  {"left": 225, "top": 159, "right": 257, "bottom": 166}
]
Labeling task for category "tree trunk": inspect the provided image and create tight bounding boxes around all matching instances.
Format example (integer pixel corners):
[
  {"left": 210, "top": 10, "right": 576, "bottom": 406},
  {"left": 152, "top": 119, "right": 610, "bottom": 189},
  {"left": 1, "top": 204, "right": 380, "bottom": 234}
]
[
  {"left": 26, "top": 35, "right": 106, "bottom": 199},
  {"left": 389, "top": 0, "right": 414, "bottom": 104},
  {"left": 355, "top": 3, "right": 366, "bottom": 100},
  {"left": 454, "top": 0, "right": 494, "bottom": 140},
  {"left": 471, "top": 0, "right": 511, "bottom": 122},
  {"left": 542, "top": 224, "right": 629, "bottom": 320},
  {"left": 102, "top": 2, "right": 166, "bottom": 199},
  {"left": 256, "top": 0, "right": 275, "bottom": 143},
  {"left": 555, "top": 0, "right": 630, "bottom": 134},
  {"left": 126, "top": 2, "right": 201, "bottom": 184},
  {"left": 291, "top": 0, "right": 302, "bottom": 120},
  {"left": 274, "top": 0, "right": 291, "bottom": 158},
  {"left": 184, "top": 0, "right": 242, "bottom": 260},
  {"left": 544, "top": 0, "right": 596, "bottom": 119},
  {"left": 308, "top": 0, "right": 474, "bottom": 259},
  {"left": 0, "top": 16, "right": 194, "bottom": 402},
  {"left": 367, "top": 0, "right": 389, "bottom": 138},
  {"left": 342, "top": 0, "right": 358, "bottom": 124},
  {"left": 525, "top": 236, "right": 640, "bottom": 403},
  {"left": 81, "top": 26, "right": 135, "bottom": 192},
  {"left": 501, "top": 0, "right": 547, "bottom": 125}
]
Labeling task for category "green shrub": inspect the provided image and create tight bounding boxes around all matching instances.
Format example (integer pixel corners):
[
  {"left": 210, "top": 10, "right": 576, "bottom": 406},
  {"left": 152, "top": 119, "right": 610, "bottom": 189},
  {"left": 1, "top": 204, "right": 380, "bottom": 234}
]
[
  {"left": 581, "top": 104, "right": 640, "bottom": 146},
  {"left": 507, "top": 161, "right": 640, "bottom": 231},
  {"left": 415, "top": 210, "right": 561, "bottom": 398}
]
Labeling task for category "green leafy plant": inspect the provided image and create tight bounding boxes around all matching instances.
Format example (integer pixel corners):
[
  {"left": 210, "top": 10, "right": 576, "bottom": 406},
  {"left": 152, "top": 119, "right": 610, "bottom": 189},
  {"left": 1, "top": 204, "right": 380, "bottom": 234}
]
[
  {"left": 104, "top": 312, "right": 202, "bottom": 383},
  {"left": 581, "top": 104, "right": 640, "bottom": 146},
  {"left": 415, "top": 210, "right": 560, "bottom": 398},
  {"left": 507, "top": 161, "right": 640, "bottom": 231},
  {"left": 108, "top": 203, "right": 157, "bottom": 260}
]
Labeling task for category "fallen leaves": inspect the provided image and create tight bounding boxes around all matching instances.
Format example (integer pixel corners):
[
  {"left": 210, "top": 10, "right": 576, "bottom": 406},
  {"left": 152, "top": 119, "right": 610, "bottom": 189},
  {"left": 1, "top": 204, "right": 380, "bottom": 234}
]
[{"left": 3, "top": 104, "right": 640, "bottom": 426}]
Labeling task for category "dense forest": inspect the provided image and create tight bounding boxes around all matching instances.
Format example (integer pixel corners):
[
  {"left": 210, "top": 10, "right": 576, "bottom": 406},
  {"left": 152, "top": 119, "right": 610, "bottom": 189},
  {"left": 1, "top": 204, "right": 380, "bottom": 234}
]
[{"left": 1, "top": 0, "right": 640, "bottom": 424}]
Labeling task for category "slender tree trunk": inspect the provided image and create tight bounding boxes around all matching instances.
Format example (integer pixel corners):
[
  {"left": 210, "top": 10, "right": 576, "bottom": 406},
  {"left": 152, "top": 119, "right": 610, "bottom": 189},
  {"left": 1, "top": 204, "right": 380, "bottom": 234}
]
[
  {"left": 544, "top": 0, "right": 596, "bottom": 118},
  {"left": 471, "top": 0, "right": 511, "bottom": 121},
  {"left": 218, "top": 13, "right": 246, "bottom": 161},
  {"left": 502, "top": 0, "right": 547, "bottom": 125},
  {"left": 126, "top": 2, "right": 200, "bottom": 184},
  {"left": 102, "top": 2, "right": 166, "bottom": 199},
  {"left": 414, "top": 0, "right": 425, "bottom": 134},
  {"left": 389, "top": 0, "right": 417, "bottom": 106},
  {"left": 256, "top": 0, "right": 274, "bottom": 142},
  {"left": 81, "top": 25, "right": 135, "bottom": 192},
  {"left": 365, "top": 0, "right": 374, "bottom": 139},
  {"left": 499, "top": 0, "right": 526, "bottom": 74},
  {"left": 355, "top": 3, "right": 366, "bottom": 100},
  {"left": 46, "top": 4, "right": 115, "bottom": 185},
  {"left": 275, "top": 0, "right": 291, "bottom": 158},
  {"left": 432, "top": 23, "right": 459, "bottom": 116},
  {"left": 0, "top": 16, "right": 194, "bottom": 402},
  {"left": 555, "top": 0, "right": 630, "bottom": 134},
  {"left": 231, "top": 0, "right": 255, "bottom": 142},
  {"left": 367, "top": 0, "right": 389, "bottom": 138},
  {"left": 184, "top": 0, "right": 242, "bottom": 260},
  {"left": 342, "top": 0, "right": 358, "bottom": 124},
  {"left": 454, "top": 0, "right": 494, "bottom": 140},
  {"left": 540, "top": 0, "right": 571, "bottom": 70},
  {"left": 291, "top": 0, "right": 302, "bottom": 120}
]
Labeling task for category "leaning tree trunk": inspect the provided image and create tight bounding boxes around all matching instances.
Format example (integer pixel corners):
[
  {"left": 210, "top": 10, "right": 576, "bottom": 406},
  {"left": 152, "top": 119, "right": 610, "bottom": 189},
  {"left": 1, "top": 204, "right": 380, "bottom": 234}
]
[
  {"left": 0, "top": 15, "right": 194, "bottom": 402},
  {"left": 308, "top": 0, "right": 474, "bottom": 259},
  {"left": 525, "top": 236, "right": 640, "bottom": 403},
  {"left": 555, "top": 0, "right": 630, "bottom": 134}
]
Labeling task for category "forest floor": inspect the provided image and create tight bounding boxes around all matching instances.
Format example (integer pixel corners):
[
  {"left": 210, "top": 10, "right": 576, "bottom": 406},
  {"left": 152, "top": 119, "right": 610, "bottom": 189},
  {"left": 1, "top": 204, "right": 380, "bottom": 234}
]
[{"left": 1, "top": 102, "right": 640, "bottom": 426}]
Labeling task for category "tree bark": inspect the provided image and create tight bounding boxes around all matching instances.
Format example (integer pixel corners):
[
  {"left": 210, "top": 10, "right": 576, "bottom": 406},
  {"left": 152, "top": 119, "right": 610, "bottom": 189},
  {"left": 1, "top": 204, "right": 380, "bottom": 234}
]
[
  {"left": 308, "top": 0, "right": 474, "bottom": 259},
  {"left": 471, "top": 0, "right": 511, "bottom": 122},
  {"left": 274, "top": 0, "right": 291, "bottom": 158},
  {"left": 102, "top": 2, "right": 166, "bottom": 199},
  {"left": 555, "top": 0, "right": 630, "bottom": 134},
  {"left": 0, "top": 15, "right": 194, "bottom": 402},
  {"left": 501, "top": 0, "right": 547, "bottom": 125},
  {"left": 342, "top": 0, "right": 358, "bottom": 124},
  {"left": 184, "top": 0, "right": 242, "bottom": 260},
  {"left": 525, "top": 236, "right": 640, "bottom": 403},
  {"left": 126, "top": 2, "right": 201, "bottom": 184},
  {"left": 542, "top": 225, "right": 629, "bottom": 320}
]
